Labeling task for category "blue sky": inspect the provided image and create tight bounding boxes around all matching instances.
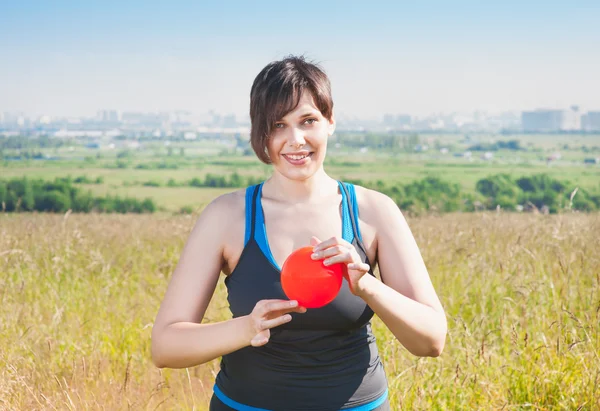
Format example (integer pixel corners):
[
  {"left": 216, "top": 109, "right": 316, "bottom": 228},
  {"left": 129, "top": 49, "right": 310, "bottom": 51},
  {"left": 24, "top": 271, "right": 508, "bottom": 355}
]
[{"left": 1, "top": 0, "right": 599, "bottom": 119}]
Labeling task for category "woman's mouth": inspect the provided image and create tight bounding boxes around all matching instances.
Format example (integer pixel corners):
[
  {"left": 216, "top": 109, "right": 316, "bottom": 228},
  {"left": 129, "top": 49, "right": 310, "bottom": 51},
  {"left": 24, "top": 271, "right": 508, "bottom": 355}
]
[{"left": 282, "top": 152, "right": 313, "bottom": 166}]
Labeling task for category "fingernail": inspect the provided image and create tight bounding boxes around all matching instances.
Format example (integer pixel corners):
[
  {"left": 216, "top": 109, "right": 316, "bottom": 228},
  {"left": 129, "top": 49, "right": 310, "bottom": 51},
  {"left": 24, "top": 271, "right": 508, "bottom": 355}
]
[
  {"left": 290, "top": 300, "right": 297, "bottom": 307},
  {"left": 323, "top": 260, "right": 330, "bottom": 266},
  {"left": 311, "top": 253, "right": 318, "bottom": 259}
]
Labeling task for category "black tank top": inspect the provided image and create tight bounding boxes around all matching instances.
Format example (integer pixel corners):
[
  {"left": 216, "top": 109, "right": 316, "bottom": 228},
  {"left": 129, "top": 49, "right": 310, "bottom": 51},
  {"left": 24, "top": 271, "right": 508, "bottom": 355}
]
[{"left": 212, "top": 181, "right": 388, "bottom": 410}]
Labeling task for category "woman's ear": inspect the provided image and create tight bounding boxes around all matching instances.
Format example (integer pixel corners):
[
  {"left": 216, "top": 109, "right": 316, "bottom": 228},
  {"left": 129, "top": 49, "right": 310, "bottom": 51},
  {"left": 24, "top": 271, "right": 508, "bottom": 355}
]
[{"left": 327, "top": 110, "right": 336, "bottom": 136}]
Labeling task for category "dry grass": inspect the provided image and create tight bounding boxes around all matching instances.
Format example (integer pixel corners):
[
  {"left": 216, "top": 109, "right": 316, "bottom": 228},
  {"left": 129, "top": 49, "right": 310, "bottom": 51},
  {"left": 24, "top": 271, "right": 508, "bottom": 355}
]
[{"left": 1, "top": 211, "right": 598, "bottom": 410}]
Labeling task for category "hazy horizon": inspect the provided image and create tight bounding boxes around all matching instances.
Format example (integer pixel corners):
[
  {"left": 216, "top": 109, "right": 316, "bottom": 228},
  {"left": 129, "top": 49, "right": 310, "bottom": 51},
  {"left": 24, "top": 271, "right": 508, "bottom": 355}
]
[{"left": 1, "top": 1, "right": 599, "bottom": 119}]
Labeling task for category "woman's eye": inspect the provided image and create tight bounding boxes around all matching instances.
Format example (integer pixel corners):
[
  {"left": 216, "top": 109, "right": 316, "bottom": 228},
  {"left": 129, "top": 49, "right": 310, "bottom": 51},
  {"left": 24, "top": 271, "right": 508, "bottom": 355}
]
[
  {"left": 304, "top": 118, "right": 317, "bottom": 125},
  {"left": 274, "top": 123, "right": 284, "bottom": 129}
]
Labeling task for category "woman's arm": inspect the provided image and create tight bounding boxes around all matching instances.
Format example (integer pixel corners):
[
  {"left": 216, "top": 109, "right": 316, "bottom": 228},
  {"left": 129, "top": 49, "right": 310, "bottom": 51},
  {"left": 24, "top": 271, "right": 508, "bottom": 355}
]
[
  {"left": 311, "top": 189, "right": 447, "bottom": 357},
  {"left": 151, "top": 194, "right": 305, "bottom": 369},
  {"left": 359, "top": 191, "right": 447, "bottom": 357}
]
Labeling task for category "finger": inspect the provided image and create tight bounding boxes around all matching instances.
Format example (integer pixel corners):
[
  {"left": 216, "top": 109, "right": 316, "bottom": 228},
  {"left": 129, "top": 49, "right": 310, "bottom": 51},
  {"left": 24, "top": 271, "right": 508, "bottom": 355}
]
[
  {"left": 323, "top": 251, "right": 354, "bottom": 266},
  {"left": 259, "top": 300, "right": 299, "bottom": 316},
  {"left": 310, "top": 236, "right": 321, "bottom": 247},
  {"left": 251, "top": 338, "right": 269, "bottom": 347},
  {"left": 260, "top": 314, "right": 293, "bottom": 330},
  {"left": 268, "top": 305, "right": 307, "bottom": 319},
  {"left": 311, "top": 244, "right": 346, "bottom": 260},
  {"left": 251, "top": 330, "right": 270, "bottom": 346},
  {"left": 313, "top": 236, "right": 352, "bottom": 252}
]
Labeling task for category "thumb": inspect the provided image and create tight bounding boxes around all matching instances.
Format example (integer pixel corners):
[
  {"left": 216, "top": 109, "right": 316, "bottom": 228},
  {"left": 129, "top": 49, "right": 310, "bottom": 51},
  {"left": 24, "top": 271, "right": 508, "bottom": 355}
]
[{"left": 310, "top": 236, "right": 321, "bottom": 247}]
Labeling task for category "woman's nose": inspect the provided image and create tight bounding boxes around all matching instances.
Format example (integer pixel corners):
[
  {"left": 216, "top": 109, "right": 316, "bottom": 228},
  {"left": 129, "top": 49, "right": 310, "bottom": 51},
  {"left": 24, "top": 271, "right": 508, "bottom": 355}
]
[{"left": 287, "top": 127, "right": 306, "bottom": 147}]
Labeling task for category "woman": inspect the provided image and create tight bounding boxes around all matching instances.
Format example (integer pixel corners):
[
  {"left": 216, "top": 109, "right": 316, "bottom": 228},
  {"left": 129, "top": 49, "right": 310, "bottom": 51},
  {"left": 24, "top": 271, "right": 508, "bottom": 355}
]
[{"left": 151, "top": 56, "right": 447, "bottom": 410}]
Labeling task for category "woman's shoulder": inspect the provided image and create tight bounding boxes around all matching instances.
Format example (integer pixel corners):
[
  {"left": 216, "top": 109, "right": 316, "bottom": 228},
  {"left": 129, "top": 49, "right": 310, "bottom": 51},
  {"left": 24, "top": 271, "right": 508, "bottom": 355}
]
[
  {"left": 348, "top": 183, "right": 394, "bottom": 207},
  {"left": 187, "top": 187, "right": 248, "bottom": 250},
  {"left": 349, "top": 183, "right": 399, "bottom": 224},
  {"left": 201, "top": 187, "right": 247, "bottom": 217}
]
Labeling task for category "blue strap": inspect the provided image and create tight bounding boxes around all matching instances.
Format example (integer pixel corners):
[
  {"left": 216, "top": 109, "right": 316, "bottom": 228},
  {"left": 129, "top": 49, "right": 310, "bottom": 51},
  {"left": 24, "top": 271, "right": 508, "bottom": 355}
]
[
  {"left": 344, "top": 182, "right": 363, "bottom": 242},
  {"left": 253, "top": 183, "right": 280, "bottom": 270},
  {"left": 213, "top": 385, "right": 388, "bottom": 411},
  {"left": 338, "top": 181, "right": 354, "bottom": 243},
  {"left": 243, "top": 185, "right": 257, "bottom": 246}
]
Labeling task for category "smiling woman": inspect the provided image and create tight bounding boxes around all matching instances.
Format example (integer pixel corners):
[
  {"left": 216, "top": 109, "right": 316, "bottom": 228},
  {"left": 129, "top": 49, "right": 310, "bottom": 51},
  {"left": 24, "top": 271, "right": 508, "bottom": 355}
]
[
  {"left": 249, "top": 56, "right": 334, "bottom": 166},
  {"left": 151, "top": 55, "right": 447, "bottom": 411}
]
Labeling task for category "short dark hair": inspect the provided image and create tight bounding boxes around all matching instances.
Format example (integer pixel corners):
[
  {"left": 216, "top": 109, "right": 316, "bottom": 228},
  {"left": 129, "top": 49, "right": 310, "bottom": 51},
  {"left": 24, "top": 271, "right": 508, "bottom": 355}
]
[{"left": 249, "top": 55, "right": 333, "bottom": 164}]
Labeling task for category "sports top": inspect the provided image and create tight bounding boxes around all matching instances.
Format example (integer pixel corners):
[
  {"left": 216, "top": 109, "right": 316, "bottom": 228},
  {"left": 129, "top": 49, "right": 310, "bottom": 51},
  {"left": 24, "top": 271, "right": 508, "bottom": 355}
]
[{"left": 212, "top": 181, "right": 388, "bottom": 410}]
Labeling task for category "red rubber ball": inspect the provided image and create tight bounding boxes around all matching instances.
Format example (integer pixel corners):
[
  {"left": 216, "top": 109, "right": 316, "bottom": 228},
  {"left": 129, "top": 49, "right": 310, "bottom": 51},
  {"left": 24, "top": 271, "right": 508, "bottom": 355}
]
[{"left": 280, "top": 246, "right": 344, "bottom": 309}]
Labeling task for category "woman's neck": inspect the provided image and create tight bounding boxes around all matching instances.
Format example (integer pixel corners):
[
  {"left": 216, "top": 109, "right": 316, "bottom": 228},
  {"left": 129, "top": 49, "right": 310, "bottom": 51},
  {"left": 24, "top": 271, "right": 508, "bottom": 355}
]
[{"left": 263, "top": 169, "right": 339, "bottom": 204}]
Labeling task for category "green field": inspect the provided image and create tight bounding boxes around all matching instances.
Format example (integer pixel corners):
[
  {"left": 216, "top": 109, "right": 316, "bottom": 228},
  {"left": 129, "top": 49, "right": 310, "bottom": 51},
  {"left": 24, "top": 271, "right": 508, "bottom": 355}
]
[
  {"left": 3, "top": 133, "right": 599, "bottom": 210},
  {"left": 1, "top": 134, "right": 599, "bottom": 409},
  {"left": 2, "top": 158, "right": 599, "bottom": 212},
  {"left": 1, "top": 212, "right": 598, "bottom": 409}
]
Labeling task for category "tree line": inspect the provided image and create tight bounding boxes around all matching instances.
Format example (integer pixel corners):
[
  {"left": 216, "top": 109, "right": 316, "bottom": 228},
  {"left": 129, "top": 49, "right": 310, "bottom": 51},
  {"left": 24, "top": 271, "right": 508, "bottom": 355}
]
[
  {"left": 350, "top": 173, "right": 600, "bottom": 214},
  {"left": 0, "top": 177, "right": 156, "bottom": 213},
  {"left": 2, "top": 173, "right": 598, "bottom": 214},
  {"left": 134, "top": 172, "right": 266, "bottom": 189}
]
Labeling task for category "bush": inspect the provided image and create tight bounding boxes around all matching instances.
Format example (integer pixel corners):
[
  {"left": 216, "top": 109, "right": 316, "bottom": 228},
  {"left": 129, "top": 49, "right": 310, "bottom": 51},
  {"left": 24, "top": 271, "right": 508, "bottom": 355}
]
[
  {"left": 38, "top": 190, "right": 71, "bottom": 212},
  {"left": 178, "top": 205, "right": 194, "bottom": 214},
  {"left": 0, "top": 177, "right": 157, "bottom": 214},
  {"left": 143, "top": 180, "right": 161, "bottom": 187}
]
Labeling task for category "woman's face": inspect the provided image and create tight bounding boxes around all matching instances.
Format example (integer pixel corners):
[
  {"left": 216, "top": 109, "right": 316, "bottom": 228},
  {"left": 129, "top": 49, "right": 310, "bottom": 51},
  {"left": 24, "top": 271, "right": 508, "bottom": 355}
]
[{"left": 267, "top": 91, "right": 335, "bottom": 181}]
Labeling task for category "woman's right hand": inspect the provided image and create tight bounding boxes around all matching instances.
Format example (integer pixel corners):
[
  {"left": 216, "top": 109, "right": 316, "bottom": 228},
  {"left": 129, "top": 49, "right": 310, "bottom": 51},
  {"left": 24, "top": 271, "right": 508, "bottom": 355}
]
[{"left": 246, "top": 299, "right": 307, "bottom": 347}]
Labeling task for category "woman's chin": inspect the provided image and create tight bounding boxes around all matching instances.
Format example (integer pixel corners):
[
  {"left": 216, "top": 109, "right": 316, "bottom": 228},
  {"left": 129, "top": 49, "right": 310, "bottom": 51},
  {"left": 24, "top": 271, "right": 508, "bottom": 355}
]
[{"left": 277, "top": 167, "right": 318, "bottom": 181}]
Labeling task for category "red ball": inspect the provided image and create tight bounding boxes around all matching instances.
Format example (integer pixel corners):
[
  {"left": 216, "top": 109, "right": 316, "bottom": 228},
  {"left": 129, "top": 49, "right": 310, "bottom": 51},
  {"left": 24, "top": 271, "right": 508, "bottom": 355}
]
[{"left": 280, "top": 246, "right": 344, "bottom": 309}]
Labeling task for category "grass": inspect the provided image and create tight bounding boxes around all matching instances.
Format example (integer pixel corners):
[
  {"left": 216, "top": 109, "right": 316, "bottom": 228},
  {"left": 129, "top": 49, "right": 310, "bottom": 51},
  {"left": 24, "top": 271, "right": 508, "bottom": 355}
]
[
  {"left": 1, "top": 211, "right": 598, "bottom": 410},
  {"left": 83, "top": 185, "right": 235, "bottom": 212}
]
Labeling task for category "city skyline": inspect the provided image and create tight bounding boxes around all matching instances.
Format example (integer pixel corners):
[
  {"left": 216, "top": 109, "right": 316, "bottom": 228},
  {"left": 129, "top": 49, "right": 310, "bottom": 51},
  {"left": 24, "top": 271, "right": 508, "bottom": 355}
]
[
  {"left": 1, "top": 1, "right": 600, "bottom": 118},
  {"left": 3, "top": 106, "right": 600, "bottom": 134}
]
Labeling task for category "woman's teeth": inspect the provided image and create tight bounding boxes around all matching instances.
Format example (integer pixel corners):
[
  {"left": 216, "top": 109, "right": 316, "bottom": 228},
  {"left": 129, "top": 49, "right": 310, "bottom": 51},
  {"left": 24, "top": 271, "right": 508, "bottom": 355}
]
[{"left": 287, "top": 154, "right": 308, "bottom": 160}]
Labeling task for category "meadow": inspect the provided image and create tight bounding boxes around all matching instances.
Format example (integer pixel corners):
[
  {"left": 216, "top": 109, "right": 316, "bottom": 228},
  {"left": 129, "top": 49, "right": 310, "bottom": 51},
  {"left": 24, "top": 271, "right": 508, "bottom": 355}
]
[
  {"left": 1, "top": 133, "right": 600, "bottom": 409},
  {"left": 1, "top": 211, "right": 598, "bottom": 410}
]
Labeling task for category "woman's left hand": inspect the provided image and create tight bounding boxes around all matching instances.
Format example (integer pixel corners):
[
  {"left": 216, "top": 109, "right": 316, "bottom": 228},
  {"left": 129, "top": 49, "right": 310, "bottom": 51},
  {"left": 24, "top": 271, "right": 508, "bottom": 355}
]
[{"left": 310, "top": 236, "right": 371, "bottom": 296}]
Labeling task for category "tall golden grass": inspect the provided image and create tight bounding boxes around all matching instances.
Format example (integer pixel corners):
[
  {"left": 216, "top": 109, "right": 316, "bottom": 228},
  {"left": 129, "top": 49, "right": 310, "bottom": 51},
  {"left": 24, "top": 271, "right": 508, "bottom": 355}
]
[{"left": 1, "top": 212, "right": 598, "bottom": 410}]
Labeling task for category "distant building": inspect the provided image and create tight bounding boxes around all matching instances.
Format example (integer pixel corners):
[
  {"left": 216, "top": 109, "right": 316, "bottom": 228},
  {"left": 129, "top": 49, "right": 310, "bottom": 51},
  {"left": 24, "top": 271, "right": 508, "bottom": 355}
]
[
  {"left": 383, "top": 114, "right": 395, "bottom": 126},
  {"left": 522, "top": 110, "right": 563, "bottom": 132},
  {"left": 563, "top": 105, "right": 582, "bottom": 130},
  {"left": 396, "top": 114, "right": 411, "bottom": 126},
  {"left": 582, "top": 112, "right": 600, "bottom": 131},
  {"left": 97, "top": 110, "right": 120, "bottom": 123},
  {"left": 481, "top": 152, "right": 494, "bottom": 161},
  {"left": 38, "top": 115, "right": 52, "bottom": 124},
  {"left": 222, "top": 114, "right": 237, "bottom": 128},
  {"left": 522, "top": 107, "right": 581, "bottom": 132}
]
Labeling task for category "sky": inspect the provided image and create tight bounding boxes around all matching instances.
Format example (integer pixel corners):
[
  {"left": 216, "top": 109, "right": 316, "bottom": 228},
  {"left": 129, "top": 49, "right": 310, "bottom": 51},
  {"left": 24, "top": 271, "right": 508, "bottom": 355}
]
[{"left": 1, "top": 0, "right": 599, "bottom": 120}]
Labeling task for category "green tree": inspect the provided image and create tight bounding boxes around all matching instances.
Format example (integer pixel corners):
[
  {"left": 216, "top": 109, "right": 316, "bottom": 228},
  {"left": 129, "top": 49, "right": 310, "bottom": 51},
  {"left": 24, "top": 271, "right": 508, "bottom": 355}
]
[
  {"left": 38, "top": 190, "right": 71, "bottom": 212},
  {"left": 22, "top": 178, "right": 35, "bottom": 211}
]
